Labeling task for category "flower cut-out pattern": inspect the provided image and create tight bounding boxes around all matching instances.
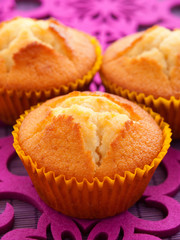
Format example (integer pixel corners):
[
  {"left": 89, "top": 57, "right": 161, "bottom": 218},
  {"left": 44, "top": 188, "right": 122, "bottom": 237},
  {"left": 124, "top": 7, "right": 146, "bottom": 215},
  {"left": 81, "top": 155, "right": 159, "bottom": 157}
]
[
  {"left": 0, "top": 137, "right": 180, "bottom": 239},
  {"left": 0, "top": 0, "right": 180, "bottom": 239}
]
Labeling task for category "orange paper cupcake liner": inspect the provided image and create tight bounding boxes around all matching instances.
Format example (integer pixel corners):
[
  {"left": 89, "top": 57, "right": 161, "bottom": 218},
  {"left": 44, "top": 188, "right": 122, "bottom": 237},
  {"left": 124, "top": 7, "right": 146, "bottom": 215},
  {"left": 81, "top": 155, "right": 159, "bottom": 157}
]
[
  {"left": 12, "top": 105, "right": 171, "bottom": 219},
  {"left": 101, "top": 75, "right": 180, "bottom": 139},
  {"left": 0, "top": 37, "right": 102, "bottom": 125}
]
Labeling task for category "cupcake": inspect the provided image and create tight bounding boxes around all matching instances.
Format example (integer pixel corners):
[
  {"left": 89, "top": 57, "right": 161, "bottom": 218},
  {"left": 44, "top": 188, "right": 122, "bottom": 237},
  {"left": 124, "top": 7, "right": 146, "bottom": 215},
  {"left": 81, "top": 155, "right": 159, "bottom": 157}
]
[
  {"left": 0, "top": 17, "right": 101, "bottom": 125},
  {"left": 13, "top": 91, "right": 171, "bottom": 219},
  {"left": 100, "top": 25, "right": 180, "bottom": 138}
]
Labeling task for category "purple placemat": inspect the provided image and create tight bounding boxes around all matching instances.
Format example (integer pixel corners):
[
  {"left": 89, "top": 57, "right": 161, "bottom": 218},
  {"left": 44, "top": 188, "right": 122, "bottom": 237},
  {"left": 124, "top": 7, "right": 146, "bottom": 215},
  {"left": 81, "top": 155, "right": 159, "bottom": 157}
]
[
  {"left": 0, "top": 0, "right": 180, "bottom": 239},
  {"left": 0, "top": 133, "right": 180, "bottom": 240}
]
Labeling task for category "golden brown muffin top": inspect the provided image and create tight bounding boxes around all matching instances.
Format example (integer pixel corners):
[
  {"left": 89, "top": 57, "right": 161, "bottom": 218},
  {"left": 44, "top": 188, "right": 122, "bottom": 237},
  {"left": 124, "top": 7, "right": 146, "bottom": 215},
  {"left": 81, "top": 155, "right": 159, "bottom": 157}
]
[
  {"left": 101, "top": 25, "right": 180, "bottom": 99},
  {"left": 0, "top": 17, "right": 97, "bottom": 90},
  {"left": 19, "top": 91, "right": 163, "bottom": 181}
]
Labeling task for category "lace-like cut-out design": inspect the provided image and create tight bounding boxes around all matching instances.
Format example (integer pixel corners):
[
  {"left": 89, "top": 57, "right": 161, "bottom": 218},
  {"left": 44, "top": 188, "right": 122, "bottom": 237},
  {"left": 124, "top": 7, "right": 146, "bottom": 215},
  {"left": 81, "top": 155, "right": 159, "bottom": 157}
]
[
  {"left": 0, "top": 137, "right": 180, "bottom": 239},
  {"left": 0, "top": 0, "right": 180, "bottom": 239}
]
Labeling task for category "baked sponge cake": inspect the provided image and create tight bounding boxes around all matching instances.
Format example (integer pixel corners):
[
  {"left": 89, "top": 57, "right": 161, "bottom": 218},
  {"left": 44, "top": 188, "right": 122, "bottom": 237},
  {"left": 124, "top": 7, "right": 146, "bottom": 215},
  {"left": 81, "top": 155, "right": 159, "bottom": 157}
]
[
  {"left": 13, "top": 91, "right": 171, "bottom": 218},
  {"left": 18, "top": 91, "right": 162, "bottom": 180},
  {"left": 0, "top": 17, "right": 101, "bottom": 124},
  {"left": 100, "top": 25, "right": 180, "bottom": 138}
]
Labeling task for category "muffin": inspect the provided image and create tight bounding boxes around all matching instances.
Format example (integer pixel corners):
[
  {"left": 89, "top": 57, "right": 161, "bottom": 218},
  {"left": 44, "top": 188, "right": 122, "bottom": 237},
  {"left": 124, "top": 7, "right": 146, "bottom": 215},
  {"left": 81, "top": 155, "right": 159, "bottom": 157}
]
[
  {"left": 13, "top": 91, "right": 171, "bottom": 219},
  {"left": 0, "top": 17, "right": 101, "bottom": 125},
  {"left": 100, "top": 25, "right": 180, "bottom": 138}
]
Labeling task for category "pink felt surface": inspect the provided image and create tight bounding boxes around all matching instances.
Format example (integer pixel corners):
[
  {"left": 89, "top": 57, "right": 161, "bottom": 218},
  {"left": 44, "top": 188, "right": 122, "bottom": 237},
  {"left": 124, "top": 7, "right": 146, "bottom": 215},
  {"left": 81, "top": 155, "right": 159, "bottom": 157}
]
[
  {"left": 0, "top": 0, "right": 180, "bottom": 239},
  {"left": 0, "top": 136, "right": 180, "bottom": 240}
]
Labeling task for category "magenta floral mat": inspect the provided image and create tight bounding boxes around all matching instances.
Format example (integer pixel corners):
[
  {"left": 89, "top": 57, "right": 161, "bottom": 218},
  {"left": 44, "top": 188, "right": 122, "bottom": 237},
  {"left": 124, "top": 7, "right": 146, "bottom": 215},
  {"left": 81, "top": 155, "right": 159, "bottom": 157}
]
[{"left": 0, "top": 0, "right": 180, "bottom": 239}]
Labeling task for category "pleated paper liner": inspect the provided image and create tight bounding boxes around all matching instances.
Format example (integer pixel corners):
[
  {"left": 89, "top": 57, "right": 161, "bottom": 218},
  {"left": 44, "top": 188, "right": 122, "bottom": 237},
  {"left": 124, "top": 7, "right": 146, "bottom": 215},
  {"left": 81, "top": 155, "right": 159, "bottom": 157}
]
[
  {"left": 12, "top": 104, "right": 171, "bottom": 219},
  {"left": 0, "top": 37, "right": 102, "bottom": 125},
  {"left": 101, "top": 75, "right": 180, "bottom": 139}
]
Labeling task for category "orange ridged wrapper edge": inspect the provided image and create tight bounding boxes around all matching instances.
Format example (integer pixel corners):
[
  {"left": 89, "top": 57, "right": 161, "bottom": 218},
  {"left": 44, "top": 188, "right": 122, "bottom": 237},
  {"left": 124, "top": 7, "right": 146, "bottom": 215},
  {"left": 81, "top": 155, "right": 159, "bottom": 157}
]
[
  {"left": 12, "top": 104, "right": 171, "bottom": 219},
  {"left": 0, "top": 37, "right": 102, "bottom": 125},
  {"left": 101, "top": 74, "right": 180, "bottom": 139}
]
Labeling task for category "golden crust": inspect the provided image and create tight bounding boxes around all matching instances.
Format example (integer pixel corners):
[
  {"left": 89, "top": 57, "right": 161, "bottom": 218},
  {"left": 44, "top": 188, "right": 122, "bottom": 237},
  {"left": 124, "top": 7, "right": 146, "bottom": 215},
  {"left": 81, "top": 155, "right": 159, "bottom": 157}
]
[
  {"left": 101, "top": 25, "right": 180, "bottom": 99},
  {"left": 19, "top": 91, "right": 163, "bottom": 181},
  {"left": 0, "top": 17, "right": 97, "bottom": 90}
]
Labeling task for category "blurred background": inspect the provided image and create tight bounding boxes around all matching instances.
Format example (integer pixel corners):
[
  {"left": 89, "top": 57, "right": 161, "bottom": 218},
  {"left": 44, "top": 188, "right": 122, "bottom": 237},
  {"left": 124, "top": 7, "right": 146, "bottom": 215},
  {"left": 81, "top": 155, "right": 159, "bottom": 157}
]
[{"left": 0, "top": 0, "right": 180, "bottom": 239}]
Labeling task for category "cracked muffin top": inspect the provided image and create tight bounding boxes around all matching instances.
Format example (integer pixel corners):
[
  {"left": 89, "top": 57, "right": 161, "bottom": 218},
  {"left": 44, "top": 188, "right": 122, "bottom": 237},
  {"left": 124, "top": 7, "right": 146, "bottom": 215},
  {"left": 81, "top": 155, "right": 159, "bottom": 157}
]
[
  {"left": 0, "top": 17, "right": 97, "bottom": 90},
  {"left": 101, "top": 25, "right": 180, "bottom": 99},
  {"left": 18, "top": 91, "right": 163, "bottom": 181}
]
